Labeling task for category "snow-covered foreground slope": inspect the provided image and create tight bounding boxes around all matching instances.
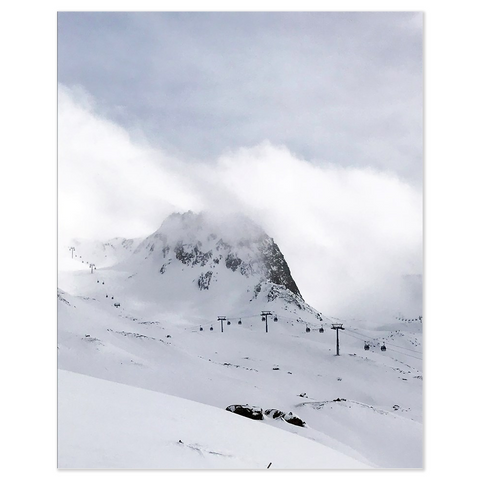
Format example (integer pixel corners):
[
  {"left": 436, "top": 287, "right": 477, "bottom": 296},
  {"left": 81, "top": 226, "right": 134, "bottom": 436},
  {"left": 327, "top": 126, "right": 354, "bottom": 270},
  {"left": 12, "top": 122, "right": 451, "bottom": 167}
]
[{"left": 58, "top": 370, "right": 369, "bottom": 469}]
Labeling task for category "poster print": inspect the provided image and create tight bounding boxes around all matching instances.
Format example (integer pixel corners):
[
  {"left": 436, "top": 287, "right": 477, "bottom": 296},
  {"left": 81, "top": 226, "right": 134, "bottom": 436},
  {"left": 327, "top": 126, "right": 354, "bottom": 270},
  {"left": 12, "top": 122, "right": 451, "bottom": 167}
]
[{"left": 58, "top": 12, "right": 423, "bottom": 469}]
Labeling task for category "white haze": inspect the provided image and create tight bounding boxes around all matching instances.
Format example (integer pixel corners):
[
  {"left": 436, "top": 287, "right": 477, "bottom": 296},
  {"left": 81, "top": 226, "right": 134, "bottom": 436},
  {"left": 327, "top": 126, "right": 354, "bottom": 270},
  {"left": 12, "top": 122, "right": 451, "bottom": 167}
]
[{"left": 58, "top": 84, "right": 422, "bottom": 321}]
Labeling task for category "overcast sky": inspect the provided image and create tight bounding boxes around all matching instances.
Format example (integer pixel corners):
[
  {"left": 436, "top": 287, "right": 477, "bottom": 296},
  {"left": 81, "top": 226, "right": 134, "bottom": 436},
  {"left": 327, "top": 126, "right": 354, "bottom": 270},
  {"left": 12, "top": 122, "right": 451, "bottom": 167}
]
[{"left": 58, "top": 12, "right": 423, "bottom": 320}]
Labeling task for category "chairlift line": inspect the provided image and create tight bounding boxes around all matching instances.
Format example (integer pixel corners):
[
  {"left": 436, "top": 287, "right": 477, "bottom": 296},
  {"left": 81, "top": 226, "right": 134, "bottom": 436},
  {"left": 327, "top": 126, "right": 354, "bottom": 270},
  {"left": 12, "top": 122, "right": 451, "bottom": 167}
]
[
  {"left": 342, "top": 330, "right": 422, "bottom": 360},
  {"left": 344, "top": 327, "right": 422, "bottom": 354}
]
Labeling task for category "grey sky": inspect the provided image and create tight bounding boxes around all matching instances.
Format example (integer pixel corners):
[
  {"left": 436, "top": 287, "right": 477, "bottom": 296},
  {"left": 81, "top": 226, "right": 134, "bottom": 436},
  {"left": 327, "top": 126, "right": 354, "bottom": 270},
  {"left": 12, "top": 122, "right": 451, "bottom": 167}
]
[{"left": 58, "top": 12, "right": 423, "bottom": 186}]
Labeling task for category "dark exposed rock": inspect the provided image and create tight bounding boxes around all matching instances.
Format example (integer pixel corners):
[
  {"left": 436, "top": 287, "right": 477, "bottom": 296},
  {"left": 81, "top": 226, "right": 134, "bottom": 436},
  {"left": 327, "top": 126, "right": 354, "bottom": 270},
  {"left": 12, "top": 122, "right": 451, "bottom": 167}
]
[
  {"left": 226, "top": 404, "right": 263, "bottom": 420},
  {"left": 174, "top": 243, "right": 212, "bottom": 267},
  {"left": 198, "top": 271, "right": 213, "bottom": 290},
  {"left": 225, "top": 253, "right": 242, "bottom": 272},
  {"left": 259, "top": 239, "right": 302, "bottom": 299},
  {"left": 283, "top": 412, "right": 306, "bottom": 427},
  {"left": 174, "top": 243, "right": 195, "bottom": 265},
  {"left": 264, "top": 409, "right": 306, "bottom": 427},
  {"left": 264, "top": 409, "right": 285, "bottom": 419}
]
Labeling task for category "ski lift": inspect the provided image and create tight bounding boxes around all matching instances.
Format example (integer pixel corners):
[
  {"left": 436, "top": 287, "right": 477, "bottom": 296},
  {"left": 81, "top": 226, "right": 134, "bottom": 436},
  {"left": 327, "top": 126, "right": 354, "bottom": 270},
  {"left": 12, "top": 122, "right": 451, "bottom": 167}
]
[
  {"left": 319, "top": 327, "right": 324, "bottom": 333},
  {"left": 306, "top": 327, "right": 311, "bottom": 333},
  {"left": 364, "top": 342, "right": 370, "bottom": 351},
  {"left": 274, "top": 316, "right": 278, "bottom": 322},
  {"left": 106, "top": 294, "right": 109, "bottom": 298},
  {"left": 199, "top": 326, "right": 203, "bottom": 332},
  {"left": 210, "top": 326, "right": 214, "bottom": 331},
  {"left": 227, "top": 320, "right": 231, "bottom": 325},
  {"left": 238, "top": 320, "right": 242, "bottom": 325},
  {"left": 381, "top": 343, "right": 387, "bottom": 352}
]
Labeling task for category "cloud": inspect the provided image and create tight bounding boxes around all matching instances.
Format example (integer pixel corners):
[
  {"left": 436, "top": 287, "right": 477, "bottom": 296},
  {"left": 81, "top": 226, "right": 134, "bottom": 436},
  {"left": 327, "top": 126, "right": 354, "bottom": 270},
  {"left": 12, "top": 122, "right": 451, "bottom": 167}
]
[
  {"left": 58, "top": 12, "right": 423, "bottom": 185},
  {"left": 58, "top": 85, "right": 422, "bottom": 321},
  {"left": 58, "top": 84, "right": 203, "bottom": 245}
]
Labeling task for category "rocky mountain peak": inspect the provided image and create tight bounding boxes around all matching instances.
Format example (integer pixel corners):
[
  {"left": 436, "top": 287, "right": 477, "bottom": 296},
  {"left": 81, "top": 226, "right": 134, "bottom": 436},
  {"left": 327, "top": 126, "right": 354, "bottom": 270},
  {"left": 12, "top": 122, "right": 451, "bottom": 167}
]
[{"left": 131, "top": 211, "right": 304, "bottom": 301}]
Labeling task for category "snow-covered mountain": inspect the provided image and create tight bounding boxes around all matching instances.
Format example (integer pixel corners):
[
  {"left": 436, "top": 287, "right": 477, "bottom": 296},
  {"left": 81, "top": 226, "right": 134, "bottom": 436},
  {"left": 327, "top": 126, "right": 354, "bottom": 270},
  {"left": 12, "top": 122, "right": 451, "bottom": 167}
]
[
  {"left": 116, "top": 211, "right": 319, "bottom": 318},
  {"left": 57, "top": 211, "right": 423, "bottom": 469},
  {"left": 128, "top": 211, "right": 302, "bottom": 298}
]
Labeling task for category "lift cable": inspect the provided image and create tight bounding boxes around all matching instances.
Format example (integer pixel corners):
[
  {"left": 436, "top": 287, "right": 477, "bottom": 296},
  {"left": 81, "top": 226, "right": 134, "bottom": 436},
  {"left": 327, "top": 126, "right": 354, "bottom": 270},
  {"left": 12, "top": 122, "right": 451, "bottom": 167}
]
[
  {"left": 343, "top": 327, "right": 422, "bottom": 354},
  {"left": 342, "top": 330, "right": 423, "bottom": 361}
]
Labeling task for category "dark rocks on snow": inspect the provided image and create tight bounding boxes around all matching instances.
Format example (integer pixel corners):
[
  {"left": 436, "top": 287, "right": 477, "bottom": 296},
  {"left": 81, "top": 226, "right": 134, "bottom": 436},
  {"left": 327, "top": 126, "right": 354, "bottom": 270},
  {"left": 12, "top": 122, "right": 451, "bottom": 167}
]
[
  {"left": 259, "top": 239, "right": 302, "bottom": 299},
  {"left": 264, "top": 409, "right": 306, "bottom": 427},
  {"left": 225, "top": 253, "right": 242, "bottom": 272},
  {"left": 226, "top": 404, "right": 264, "bottom": 420},
  {"left": 264, "top": 409, "right": 285, "bottom": 419},
  {"left": 198, "top": 271, "right": 213, "bottom": 290},
  {"left": 283, "top": 412, "right": 306, "bottom": 427}
]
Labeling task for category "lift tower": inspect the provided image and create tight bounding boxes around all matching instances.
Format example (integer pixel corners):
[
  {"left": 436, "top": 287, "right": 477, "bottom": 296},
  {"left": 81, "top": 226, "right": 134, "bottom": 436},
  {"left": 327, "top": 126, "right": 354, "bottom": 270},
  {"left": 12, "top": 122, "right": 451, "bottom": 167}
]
[{"left": 331, "top": 323, "right": 345, "bottom": 356}]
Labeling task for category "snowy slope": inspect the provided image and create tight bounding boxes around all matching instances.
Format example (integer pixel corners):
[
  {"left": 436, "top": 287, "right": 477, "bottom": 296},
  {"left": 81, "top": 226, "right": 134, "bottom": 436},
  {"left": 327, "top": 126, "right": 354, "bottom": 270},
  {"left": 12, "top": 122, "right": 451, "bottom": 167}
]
[
  {"left": 58, "top": 370, "right": 370, "bottom": 469},
  {"left": 58, "top": 212, "right": 423, "bottom": 468}
]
